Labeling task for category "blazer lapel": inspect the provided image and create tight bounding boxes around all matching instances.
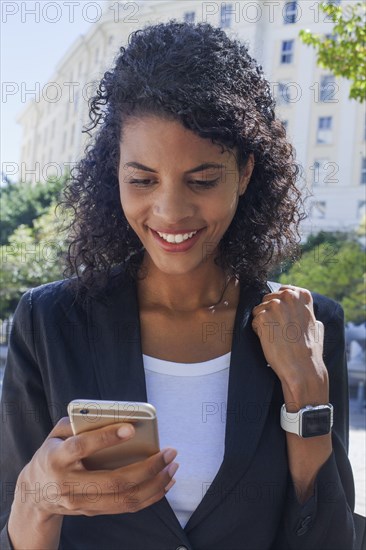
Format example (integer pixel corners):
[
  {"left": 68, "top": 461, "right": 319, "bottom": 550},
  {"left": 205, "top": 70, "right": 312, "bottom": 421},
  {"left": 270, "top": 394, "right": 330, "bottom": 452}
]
[
  {"left": 88, "top": 270, "right": 275, "bottom": 539},
  {"left": 184, "top": 282, "right": 276, "bottom": 532},
  {"left": 87, "top": 270, "right": 194, "bottom": 544}
]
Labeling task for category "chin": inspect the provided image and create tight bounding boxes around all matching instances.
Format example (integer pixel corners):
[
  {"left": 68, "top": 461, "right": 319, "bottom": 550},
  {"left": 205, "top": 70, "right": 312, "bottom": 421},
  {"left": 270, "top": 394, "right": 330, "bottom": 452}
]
[{"left": 149, "top": 254, "right": 204, "bottom": 276}]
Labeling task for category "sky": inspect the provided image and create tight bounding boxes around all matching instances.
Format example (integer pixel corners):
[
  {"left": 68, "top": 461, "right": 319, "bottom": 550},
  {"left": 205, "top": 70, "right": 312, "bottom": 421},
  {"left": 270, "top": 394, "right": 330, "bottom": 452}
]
[{"left": 1, "top": 1, "right": 107, "bottom": 177}]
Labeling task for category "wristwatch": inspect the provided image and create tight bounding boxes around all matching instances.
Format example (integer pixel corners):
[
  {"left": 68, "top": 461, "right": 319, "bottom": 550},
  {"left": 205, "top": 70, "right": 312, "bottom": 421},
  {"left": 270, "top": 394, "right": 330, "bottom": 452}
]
[{"left": 280, "top": 403, "right": 334, "bottom": 438}]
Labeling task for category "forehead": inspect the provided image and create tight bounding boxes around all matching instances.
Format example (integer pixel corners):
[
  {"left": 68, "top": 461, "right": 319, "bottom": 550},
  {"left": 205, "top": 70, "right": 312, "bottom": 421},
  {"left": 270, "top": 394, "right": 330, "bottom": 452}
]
[{"left": 119, "top": 115, "right": 235, "bottom": 166}]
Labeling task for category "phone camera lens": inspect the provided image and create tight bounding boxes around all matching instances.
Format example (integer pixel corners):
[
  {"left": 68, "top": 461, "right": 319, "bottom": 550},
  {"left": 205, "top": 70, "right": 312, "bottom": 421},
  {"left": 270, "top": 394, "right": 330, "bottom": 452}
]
[{"left": 80, "top": 409, "right": 89, "bottom": 415}]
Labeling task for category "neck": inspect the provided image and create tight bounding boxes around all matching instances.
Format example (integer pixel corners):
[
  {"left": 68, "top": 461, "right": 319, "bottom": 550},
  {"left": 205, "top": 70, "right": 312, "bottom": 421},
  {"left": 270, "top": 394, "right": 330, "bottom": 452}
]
[{"left": 137, "top": 254, "right": 234, "bottom": 313}]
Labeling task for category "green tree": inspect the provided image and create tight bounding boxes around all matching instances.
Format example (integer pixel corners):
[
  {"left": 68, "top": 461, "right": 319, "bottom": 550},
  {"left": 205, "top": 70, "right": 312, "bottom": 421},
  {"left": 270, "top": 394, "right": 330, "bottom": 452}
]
[
  {"left": 0, "top": 176, "right": 65, "bottom": 245},
  {"left": 0, "top": 204, "right": 68, "bottom": 317},
  {"left": 279, "top": 236, "right": 365, "bottom": 323},
  {"left": 299, "top": 1, "right": 366, "bottom": 103}
]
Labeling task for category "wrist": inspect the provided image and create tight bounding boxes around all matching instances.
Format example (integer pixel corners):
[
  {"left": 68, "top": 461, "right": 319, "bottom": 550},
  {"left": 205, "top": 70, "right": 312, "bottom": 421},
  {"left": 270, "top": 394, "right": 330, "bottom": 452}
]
[
  {"left": 8, "top": 498, "right": 63, "bottom": 550},
  {"left": 280, "top": 369, "right": 329, "bottom": 412}
]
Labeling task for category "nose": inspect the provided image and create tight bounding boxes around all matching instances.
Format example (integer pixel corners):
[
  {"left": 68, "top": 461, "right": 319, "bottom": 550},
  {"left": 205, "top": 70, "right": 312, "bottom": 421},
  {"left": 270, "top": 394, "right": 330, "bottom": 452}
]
[{"left": 153, "top": 184, "right": 195, "bottom": 222}]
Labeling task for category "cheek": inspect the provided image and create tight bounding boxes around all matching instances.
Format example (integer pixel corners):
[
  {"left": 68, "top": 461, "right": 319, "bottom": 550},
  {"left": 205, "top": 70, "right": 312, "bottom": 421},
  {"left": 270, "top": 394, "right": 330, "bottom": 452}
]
[
  {"left": 212, "top": 186, "right": 240, "bottom": 219},
  {"left": 119, "top": 188, "right": 151, "bottom": 232}
]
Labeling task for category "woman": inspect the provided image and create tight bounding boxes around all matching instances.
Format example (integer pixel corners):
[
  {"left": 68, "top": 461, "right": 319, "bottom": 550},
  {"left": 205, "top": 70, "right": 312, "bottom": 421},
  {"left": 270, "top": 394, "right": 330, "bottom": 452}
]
[{"left": 0, "top": 21, "right": 355, "bottom": 550}]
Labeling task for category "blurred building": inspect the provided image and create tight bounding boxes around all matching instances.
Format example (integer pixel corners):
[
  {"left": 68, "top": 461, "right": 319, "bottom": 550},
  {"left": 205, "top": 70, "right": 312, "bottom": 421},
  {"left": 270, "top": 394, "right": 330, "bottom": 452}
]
[{"left": 17, "top": 0, "right": 366, "bottom": 237}]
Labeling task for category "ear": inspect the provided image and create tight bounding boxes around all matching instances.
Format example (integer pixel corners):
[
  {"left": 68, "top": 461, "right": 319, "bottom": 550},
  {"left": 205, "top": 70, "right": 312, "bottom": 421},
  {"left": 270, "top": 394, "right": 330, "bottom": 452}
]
[{"left": 239, "top": 153, "right": 255, "bottom": 196}]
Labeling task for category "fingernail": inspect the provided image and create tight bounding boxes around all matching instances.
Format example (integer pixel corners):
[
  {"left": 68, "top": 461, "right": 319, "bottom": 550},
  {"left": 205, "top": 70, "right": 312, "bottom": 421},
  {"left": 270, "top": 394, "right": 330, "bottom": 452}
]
[
  {"left": 163, "top": 448, "right": 177, "bottom": 464},
  {"left": 117, "top": 425, "right": 133, "bottom": 438},
  {"left": 167, "top": 462, "right": 179, "bottom": 477},
  {"left": 164, "top": 479, "right": 176, "bottom": 493}
]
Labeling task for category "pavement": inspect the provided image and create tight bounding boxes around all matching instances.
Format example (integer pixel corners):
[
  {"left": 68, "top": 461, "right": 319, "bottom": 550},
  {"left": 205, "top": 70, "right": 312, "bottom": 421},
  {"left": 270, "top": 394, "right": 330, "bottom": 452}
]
[{"left": 349, "top": 396, "right": 366, "bottom": 516}]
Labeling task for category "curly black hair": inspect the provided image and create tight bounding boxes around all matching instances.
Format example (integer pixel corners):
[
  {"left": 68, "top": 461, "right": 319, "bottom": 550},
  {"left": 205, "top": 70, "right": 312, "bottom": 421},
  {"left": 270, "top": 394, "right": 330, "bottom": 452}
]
[{"left": 61, "top": 20, "right": 305, "bottom": 299}]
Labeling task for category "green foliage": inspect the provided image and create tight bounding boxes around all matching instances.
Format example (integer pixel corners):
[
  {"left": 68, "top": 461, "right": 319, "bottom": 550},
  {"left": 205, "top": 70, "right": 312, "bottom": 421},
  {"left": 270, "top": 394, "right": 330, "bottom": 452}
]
[
  {"left": 299, "top": 2, "right": 366, "bottom": 103},
  {"left": 0, "top": 186, "right": 70, "bottom": 318},
  {"left": 279, "top": 232, "right": 365, "bottom": 323},
  {"left": 341, "top": 274, "right": 366, "bottom": 325},
  {"left": 0, "top": 177, "right": 65, "bottom": 245}
]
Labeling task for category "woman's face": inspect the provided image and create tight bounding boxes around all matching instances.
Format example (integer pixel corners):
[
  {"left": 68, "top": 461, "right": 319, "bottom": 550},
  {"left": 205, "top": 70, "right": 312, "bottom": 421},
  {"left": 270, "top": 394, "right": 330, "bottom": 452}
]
[{"left": 118, "top": 115, "right": 254, "bottom": 276}]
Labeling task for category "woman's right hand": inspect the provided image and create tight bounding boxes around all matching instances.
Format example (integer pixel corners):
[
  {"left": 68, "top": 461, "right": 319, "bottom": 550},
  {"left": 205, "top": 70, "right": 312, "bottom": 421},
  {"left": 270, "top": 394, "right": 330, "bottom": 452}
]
[{"left": 11, "top": 416, "right": 179, "bottom": 520}]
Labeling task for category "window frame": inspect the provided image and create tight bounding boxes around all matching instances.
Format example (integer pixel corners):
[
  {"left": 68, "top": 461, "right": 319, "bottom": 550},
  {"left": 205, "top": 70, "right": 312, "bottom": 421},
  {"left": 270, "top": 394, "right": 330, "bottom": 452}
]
[
  {"left": 220, "top": 3, "right": 233, "bottom": 28},
  {"left": 283, "top": 1, "right": 298, "bottom": 24},
  {"left": 280, "top": 40, "right": 294, "bottom": 64},
  {"left": 317, "top": 116, "right": 333, "bottom": 144}
]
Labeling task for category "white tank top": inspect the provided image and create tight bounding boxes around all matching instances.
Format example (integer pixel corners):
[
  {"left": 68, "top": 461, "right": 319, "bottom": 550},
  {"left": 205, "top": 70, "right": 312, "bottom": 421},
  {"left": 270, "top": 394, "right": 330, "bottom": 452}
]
[{"left": 143, "top": 352, "right": 231, "bottom": 528}]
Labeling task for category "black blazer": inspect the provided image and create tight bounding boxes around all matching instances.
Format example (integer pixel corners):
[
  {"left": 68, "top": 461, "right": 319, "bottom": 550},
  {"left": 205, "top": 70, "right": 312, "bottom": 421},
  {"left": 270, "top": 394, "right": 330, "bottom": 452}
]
[{"left": 0, "top": 267, "right": 356, "bottom": 550}]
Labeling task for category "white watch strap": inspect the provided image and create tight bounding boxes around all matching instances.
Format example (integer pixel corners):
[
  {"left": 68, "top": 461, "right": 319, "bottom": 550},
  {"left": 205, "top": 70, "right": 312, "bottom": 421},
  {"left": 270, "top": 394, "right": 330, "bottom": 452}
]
[
  {"left": 280, "top": 403, "right": 334, "bottom": 436},
  {"left": 280, "top": 404, "right": 301, "bottom": 435}
]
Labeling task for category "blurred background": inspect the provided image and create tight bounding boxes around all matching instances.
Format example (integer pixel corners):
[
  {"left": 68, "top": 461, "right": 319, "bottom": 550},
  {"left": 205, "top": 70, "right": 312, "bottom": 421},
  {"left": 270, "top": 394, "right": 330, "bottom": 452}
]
[{"left": 1, "top": 0, "right": 365, "bottom": 516}]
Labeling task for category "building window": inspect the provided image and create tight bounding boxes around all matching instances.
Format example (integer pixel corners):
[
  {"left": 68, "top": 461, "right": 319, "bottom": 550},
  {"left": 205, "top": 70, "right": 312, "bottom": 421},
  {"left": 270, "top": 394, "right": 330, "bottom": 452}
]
[
  {"left": 184, "top": 11, "right": 195, "bottom": 23},
  {"left": 320, "top": 75, "right": 336, "bottom": 102},
  {"left": 283, "top": 1, "right": 298, "bottom": 24},
  {"left": 281, "top": 40, "right": 294, "bottom": 64},
  {"left": 317, "top": 116, "right": 333, "bottom": 144},
  {"left": 310, "top": 201, "right": 326, "bottom": 219},
  {"left": 220, "top": 3, "right": 233, "bottom": 28},
  {"left": 312, "top": 159, "right": 328, "bottom": 185},
  {"left": 325, "top": 0, "right": 341, "bottom": 21},
  {"left": 361, "top": 158, "right": 366, "bottom": 184},
  {"left": 357, "top": 201, "right": 366, "bottom": 220},
  {"left": 277, "top": 82, "right": 292, "bottom": 104}
]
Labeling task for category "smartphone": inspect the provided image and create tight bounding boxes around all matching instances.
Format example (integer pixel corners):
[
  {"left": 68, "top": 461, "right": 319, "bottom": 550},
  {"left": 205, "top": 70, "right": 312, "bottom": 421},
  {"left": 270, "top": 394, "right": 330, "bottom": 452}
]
[{"left": 67, "top": 399, "right": 160, "bottom": 470}]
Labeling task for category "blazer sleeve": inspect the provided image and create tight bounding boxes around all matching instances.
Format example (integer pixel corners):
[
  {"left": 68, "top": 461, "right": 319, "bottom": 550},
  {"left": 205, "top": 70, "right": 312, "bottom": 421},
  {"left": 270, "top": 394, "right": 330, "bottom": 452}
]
[
  {"left": 272, "top": 300, "right": 356, "bottom": 550},
  {"left": 0, "top": 289, "right": 54, "bottom": 549}
]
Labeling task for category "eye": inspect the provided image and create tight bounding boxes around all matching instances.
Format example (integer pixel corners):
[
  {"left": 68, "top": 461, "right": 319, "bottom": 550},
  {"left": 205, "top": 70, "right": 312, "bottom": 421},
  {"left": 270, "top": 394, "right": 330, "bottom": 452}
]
[
  {"left": 129, "top": 179, "right": 155, "bottom": 186},
  {"left": 190, "top": 178, "right": 220, "bottom": 188},
  {"left": 128, "top": 177, "right": 220, "bottom": 188}
]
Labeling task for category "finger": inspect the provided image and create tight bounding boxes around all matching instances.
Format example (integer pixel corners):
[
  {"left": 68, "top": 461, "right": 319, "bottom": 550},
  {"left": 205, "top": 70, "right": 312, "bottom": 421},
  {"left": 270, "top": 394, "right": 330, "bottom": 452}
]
[
  {"left": 122, "top": 466, "right": 179, "bottom": 513},
  {"left": 252, "top": 298, "right": 280, "bottom": 314},
  {"left": 58, "top": 422, "right": 136, "bottom": 466},
  {"left": 261, "top": 284, "right": 298, "bottom": 301},
  {"left": 104, "top": 448, "right": 178, "bottom": 489},
  {"left": 47, "top": 417, "right": 74, "bottom": 440},
  {"left": 61, "top": 468, "right": 177, "bottom": 516},
  {"left": 59, "top": 460, "right": 179, "bottom": 515}
]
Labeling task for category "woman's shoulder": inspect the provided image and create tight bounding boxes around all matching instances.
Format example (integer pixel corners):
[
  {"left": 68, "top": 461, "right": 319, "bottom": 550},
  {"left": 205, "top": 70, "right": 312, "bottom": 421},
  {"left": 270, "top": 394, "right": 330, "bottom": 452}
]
[
  {"left": 16, "top": 265, "right": 134, "bottom": 319},
  {"left": 310, "top": 291, "right": 344, "bottom": 325}
]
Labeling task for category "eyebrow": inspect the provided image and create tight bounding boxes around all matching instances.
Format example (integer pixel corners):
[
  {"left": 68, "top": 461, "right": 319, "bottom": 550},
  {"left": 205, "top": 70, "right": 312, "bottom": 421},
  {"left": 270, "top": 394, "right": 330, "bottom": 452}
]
[{"left": 124, "top": 162, "right": 225, "bottom": 174}]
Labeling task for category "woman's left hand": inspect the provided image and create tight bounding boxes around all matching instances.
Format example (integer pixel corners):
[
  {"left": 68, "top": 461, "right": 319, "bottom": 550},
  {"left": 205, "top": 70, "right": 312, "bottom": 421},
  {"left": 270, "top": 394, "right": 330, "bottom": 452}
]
[{"left": 251, "top": 284, "right": 329, "bottom": 411}]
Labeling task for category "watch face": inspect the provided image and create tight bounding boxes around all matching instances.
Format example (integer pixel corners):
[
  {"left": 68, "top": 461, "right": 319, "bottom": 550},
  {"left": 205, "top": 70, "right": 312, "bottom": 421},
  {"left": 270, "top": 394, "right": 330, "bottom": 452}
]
[{"left": 301, "top": 408, "right": 331, "bottom": 438}]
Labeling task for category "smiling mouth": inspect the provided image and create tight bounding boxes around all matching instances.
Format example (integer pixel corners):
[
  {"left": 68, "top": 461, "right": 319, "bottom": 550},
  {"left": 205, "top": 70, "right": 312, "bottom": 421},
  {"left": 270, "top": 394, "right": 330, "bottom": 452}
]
[
  {"left": 154, "top": 230, "right": 198, "bottom": 244},
  {"left": 149, "top": 226, "right": 206, "bottom": 247}
]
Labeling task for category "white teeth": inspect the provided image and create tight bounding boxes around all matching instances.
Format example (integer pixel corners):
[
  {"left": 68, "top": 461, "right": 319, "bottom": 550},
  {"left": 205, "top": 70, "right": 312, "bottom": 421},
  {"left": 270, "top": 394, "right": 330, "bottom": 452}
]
[{"left": 156, "top": 230, "right": 198, "bottom": 243}]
